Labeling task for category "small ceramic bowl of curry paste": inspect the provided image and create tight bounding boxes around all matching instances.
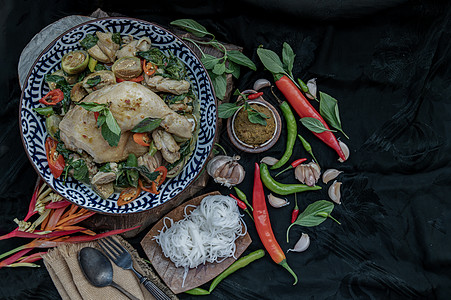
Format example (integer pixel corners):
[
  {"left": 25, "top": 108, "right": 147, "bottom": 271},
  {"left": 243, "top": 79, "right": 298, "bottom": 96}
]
[{"left": 227, "top": 90, "right": 281, "bottom": 153}]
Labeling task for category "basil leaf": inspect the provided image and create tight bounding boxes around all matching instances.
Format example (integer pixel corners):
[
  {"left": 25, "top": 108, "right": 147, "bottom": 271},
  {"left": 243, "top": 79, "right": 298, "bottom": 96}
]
[
  {"left": 213, "top": 63, "right": 226, "bottom": 75},
  {"left": 86, "top": 75, "right": 101, "bottom": 87},
  {"left": 227, "top": 61, "right": 240, "bottom": 79},
  {"left": 247, "top": 110, "right": 267, "bottom": 126},
  {"left": 138, "top": 48, "right": 167, "bottom": 66},
  {"left": 300, "top": 117, "right": 336, "bottom": 133},
  {"left": 282, "top": 42, "right": 296, "bottom": 74},
  {"left": 256, "top": 48, "right": 286, "bottom": 75},
  {"left": 201, "top": 54, "right": 220, "bottom": 70},
  {"left": 97, "top": 113, "right": 106, "bottom": 127},
  {"left": 170, "top": 19, "right": 211, "bottom": 38},
  {"left": 44, "top": 74, "right": 67, "bottom": 86},
  {"left": 105, "top": 109, "right": 121, "bottom": 136},
  {"left": 296, "top": 200, "right": 334, "bottom": 226},
  {"left": 94, "top": 63, "right": 106, "bottom": 71},
  {"left": 131, "top": 118, "right": 162, "bottom": 133},
  {"left": 34, "top": 107, "right": 54, "bottom": 116},
  {"left": 286, "top": 200, "right": 337, "bottom": 242},
  {"left": 125, "top": 154, "right": 139, "bottom": 187},
  {"left": 70, "top": 159, "right": 89, "bottom": 182},
  {"left": 227, "top": 50, "right": 256, "bottom": 71},
  {"left": 112, "top": 32, "right": 121, "bottom": 45},
  {"left": 77, "top": 102, "right": 107, "bottom": 112},
  {"left": 101, "top": 123, "right": 121, "bottom": 147},
  {"left": 211, "top": 73, "right": 227, "bottom": 100},
  {"left": 130, "top": 166, "right": 159, "bottom": 182},
  {"left": 319, "top": 92, "right": 349, "bottom": 138},
  {"left": 99, "top": 163, "right": 112, "bottom": 173},
  {"left": 218, "top": 103, "right": 240, "bottom": 119},
  {"left": 80, "top": 34, "right": 98, "bottom": 50}
]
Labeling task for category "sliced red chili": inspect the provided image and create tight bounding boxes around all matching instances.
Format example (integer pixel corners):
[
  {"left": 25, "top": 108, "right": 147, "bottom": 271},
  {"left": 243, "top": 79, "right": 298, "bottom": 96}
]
[
  {"left": 117, "top": 187, "right": 141, "bottom": 206},
  {"left": 45, "top": 137, "right": 65, "bottom": 178},
  {"left": 133, "top": 133, "right": 151, "bottom": 147},
  {"left": 94, "top": 112, "right": 100, "bottom": 122},
  {"left": 154, "top": 166, "right": 167, "bottom": 186},
  {"left": 138, "top": 179, "right": 159, "bottom": 194},
  {"left": 39, "top": 89, "right": 64, "bottom": 105},
  {"left": 143, "top": 60, "right": 158, "bottom": 76}
]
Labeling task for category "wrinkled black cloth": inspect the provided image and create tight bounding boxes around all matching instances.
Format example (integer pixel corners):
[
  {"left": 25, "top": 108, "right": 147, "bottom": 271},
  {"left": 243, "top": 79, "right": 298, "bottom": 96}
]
[{"left": 1, "top": 0, "right": 450, "bottom": 299}]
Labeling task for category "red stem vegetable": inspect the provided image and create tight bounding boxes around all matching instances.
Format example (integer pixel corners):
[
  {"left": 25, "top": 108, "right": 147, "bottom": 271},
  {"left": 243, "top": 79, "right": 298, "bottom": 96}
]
[
  {"left": 252, "top": 163, "right": 298, "bottom": 285},
  {"left": 275, "top": 76, "right": 346, "bottom": 161},
  {"left": 275, "top": 158, "right": 307, "bottom": 177}
]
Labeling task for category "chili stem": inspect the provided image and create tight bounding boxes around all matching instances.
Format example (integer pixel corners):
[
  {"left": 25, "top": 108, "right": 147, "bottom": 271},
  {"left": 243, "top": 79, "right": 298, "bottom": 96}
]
[
  {"left": 327, "top": 214, "right": 341, "bottom": 225},
  {"left": 214, "top": 143, "right": 227, "bottom": 156}
]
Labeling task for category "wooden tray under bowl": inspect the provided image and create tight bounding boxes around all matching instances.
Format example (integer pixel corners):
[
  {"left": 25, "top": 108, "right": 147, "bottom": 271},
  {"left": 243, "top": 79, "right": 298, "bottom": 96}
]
[{"left": 140, "top": 191, "right": 252, "bottom": 294}]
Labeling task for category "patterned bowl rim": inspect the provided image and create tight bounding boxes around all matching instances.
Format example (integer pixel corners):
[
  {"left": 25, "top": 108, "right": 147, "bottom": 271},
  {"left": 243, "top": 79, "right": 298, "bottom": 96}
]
[{"left": 19, "top": 16, "right": 217, "bottom": 215}]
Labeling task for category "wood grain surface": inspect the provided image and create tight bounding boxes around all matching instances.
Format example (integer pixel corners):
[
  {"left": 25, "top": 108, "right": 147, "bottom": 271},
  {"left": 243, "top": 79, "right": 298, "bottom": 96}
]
[{"left": 140, "top": 192, "right": 252, "bottom": 294}]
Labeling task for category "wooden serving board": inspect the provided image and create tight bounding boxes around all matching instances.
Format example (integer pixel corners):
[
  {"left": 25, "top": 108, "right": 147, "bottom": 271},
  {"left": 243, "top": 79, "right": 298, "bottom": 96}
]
[{"left": 140, "top": 192, "right": 252, "bottom": 294}]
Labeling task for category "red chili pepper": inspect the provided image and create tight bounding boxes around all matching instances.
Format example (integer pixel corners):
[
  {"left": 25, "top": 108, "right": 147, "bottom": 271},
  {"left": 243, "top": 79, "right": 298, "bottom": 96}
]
[
  {"left": 247, "top": 92, "right": 264, "bottom": 100},
  {"left": 291, "top": 193, "right": 299, "bottom": 223},
  {"left": 275, "top": 76, "right": 346, "bottom": 161},
  {"left": 229, "top": 194, "right": 254, "bottom": 221},
  {"left": 143, "top": 59, "right": 158, "bottom": 76},
  {"left": 94, "top": 112, "right": 100, "bottom": 122},
  {"left": 45, "top": 137, "right": 65, "bottom": 179},
  {"left": 275, "top": 158, "right": 307, "bottom": 177},
  {"left": 39, "top": 89, "right": 64, "bottom": 105},
  {"left": 253, "top": 163, "right": 298, "bottom": 285}
]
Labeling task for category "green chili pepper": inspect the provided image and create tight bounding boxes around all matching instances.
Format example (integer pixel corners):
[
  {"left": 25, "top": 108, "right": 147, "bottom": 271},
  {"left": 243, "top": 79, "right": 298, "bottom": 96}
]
[
  {"left": 208, "top": 249, "right": 265, "bottom": 292},
  {"left": 271, "top": 102, "right": 297, "bottom": 170},
  {"left": 298, "top": 134, "right": 319, "bottom": 165},
  {"left": 297, "top": 78, "right": 309, "bottom": 93},
  {"left": 148, "top": 141, "right": 157, "bottom": 156},
  {"left": 260, "top": 163, "right": 321, "bottom": 195},
  {"left": 233, "top": 187, "right": 253, "bottom": 211},
  {"left": 184, "top": 287, "right": 210, "bottom": 295}
]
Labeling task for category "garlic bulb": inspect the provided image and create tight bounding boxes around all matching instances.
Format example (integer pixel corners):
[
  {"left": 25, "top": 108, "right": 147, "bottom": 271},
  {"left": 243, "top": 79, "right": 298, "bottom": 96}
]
[
  {"left": 328, "top": 180, "right": 342, "bottom": 204},
  {"left": 287, "top": 233, "right": 310, "bottom": 253},
  {"left": 206, "top": 155, "right": 245, "bottom": 188},
  {"left": 267, "top": 193, "right": 289, "bottom": 208},
  {"left": 260, "top": 156, "right": 279, "bottom": 166},
  {"left": 294, "top": 161, "right": 321, "bottom": 186},
  {"left": 338, "top": 140, "right": 350, "bottom": 163},
  {"left": 322, "top": 169, "right": 343, "bottom": 184},
  {"left": 306, "top": 78, "right": 317, "bottom": 100}
]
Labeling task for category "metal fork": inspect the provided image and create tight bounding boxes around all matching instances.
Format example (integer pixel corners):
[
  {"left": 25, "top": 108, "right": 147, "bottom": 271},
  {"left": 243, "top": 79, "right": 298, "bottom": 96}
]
[{"left": 98, "top": 237, "right": 171, "bottom": 300}]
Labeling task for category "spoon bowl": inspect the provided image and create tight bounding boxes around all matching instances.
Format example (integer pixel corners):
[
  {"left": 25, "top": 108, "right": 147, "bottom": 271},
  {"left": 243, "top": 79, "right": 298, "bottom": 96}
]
[{"left": 78, "top": 247, "right": 139, "bottom": 300}]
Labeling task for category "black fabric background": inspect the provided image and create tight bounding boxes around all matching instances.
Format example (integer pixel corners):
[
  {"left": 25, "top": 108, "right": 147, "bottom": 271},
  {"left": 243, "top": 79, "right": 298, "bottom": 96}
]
[{"left": 1, "top": 0, "right": 450, "bottom": 299}]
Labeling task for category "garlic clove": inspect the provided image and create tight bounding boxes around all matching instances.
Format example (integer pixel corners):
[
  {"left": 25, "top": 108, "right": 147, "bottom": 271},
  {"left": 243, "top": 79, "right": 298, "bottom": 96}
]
[
  {"left": 322, "top": 169, "right": 343, "bottom": 184},
  {"left": 304, "top": 168, "right": 316, "bottom": 187},
  {"left": 294, "top": 165, "right": 306, "bottom": 184},
  {"left": 260, "top": 156, "right": 279, "bottom": 166},
  {"left": 306, "top": 78, "right": 317, "bottom": 100},
  {"left": 328, "top": 180, "right": 342, "bottom": 204},
  {"left": 308, "top": 162, "right": 321, "bottom": 181},
  {"left": 253, "top": 78, "right": 271, "bottom": 91},
  {"left": 287, "top": 233, "right": 310, "bottom": 253},
  {"left": 338, "top": 141, "right": 350, "bottom": 163},
  {"left": 267, "top": 193, "right": 289, "bottom": 208}
]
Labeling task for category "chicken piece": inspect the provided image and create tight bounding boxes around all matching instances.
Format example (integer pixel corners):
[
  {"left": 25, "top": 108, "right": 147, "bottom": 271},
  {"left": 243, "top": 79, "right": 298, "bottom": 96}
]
[
  {"left": 116, "top": 37, "right": 152, "bottom": 59},
  {"left": 138, "top": 152, "right": 163, "bottom": 182},
  {"left": 59, "top": 81, "right": 193, "bottom": 163},
  {"left": 96, "top": 32, "right": 119, "bottom": 63},
  {"left": 144, "top": 74, "right": 190, "bottom": 95},
  {"left": 152, "top": 130, "right": 180, "bottom": 163}
]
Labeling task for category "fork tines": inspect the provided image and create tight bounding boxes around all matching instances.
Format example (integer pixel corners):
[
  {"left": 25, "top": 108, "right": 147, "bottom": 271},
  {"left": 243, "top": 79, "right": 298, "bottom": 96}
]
[{"left": 98, "top": 236, "right": 126, "bottom": 261}]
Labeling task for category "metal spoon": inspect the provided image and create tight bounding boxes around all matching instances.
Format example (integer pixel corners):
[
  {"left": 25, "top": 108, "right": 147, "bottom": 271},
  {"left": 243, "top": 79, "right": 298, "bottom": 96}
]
[{"left": 78, "top": 247, "right": 139, "bottom": 300}]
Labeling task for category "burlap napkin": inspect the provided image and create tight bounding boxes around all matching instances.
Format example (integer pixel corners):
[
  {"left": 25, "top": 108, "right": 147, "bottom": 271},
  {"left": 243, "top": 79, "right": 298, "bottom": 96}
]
[{"left": 42, "top": 236, "right": 177, "bottom": 300}]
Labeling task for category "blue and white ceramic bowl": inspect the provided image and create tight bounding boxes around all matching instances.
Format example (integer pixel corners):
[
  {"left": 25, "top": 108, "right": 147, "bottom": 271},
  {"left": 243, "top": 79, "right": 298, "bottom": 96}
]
[{"left": 20, "top": 17, "right": 216, "bottom": 214}]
